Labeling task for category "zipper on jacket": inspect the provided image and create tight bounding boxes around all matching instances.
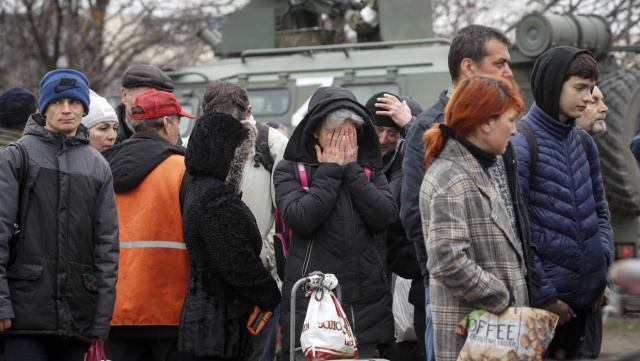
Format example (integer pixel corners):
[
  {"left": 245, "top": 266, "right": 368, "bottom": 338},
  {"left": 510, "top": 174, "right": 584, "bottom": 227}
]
[
  {"left": 350, "top": 305, "right": 357, "bottom": 336},
  {"left": 301, "top": 238, "right": 314, "bottom": 277},
  {"left": 373, "top": 244, "right": 389, "bottom": 285}
]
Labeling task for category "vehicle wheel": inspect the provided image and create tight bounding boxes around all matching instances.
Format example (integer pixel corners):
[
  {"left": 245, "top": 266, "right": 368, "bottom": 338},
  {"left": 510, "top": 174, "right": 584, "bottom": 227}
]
[{"left": 594, "top": 68, "right": 640, "bottom": 215}]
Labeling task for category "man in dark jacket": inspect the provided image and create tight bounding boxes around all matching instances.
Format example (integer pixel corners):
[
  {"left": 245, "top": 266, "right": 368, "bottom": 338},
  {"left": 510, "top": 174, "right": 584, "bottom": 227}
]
[
  {"left": 512, "top": 46, "right": 612, "bottom": 360},
  {"left": 366, "top": 92, "right": 424, "bottom": 361},
  {"left": 115, "top": 64, "right": 175, "bottom": 144},
  {"left": 0, "top": 88, "right": 37, "bottom": 147},
  {"left": 401, "top": 24, "right": 540, "bottom": 361},
  {"left": 575, "top": 84, "right": 612, "bottom": 360},
  {"left": 0, "top": 69, "right": 119, "bottom": 360},
  {"left": 274, "top": 86, "right": 397, "bottom": 360},
  {"left": 102, "top": 88, "right": 195, "bottom": 361}
]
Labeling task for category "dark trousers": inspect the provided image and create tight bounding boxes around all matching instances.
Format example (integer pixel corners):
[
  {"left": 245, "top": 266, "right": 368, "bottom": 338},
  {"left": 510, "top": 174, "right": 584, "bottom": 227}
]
[
  {"left": 578, "top": 307, "right": 603, "bottom": 359},
  {"left": 107, "top": 337, "right": 195, "bottom": 361},
  {"left": 545, "top": 309, "right": 588, "bottom": 360},
  {"left": 382, "top": 341, "right": 423, "bottom": 361},
  {"left": 4, "top": 335, "right": 88, "bottom": 361}
]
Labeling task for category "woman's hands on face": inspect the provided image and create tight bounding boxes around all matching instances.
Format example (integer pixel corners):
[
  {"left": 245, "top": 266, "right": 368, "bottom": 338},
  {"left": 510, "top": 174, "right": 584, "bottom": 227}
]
[
  {"left": 344, "top": 125, "right": 358, "bottom": 164},
  {"left": 316, "top": 128, "right": 346, "bottom": 165},
  {"left": 315, "top": 122, "right": 358, "bottom": 165}
]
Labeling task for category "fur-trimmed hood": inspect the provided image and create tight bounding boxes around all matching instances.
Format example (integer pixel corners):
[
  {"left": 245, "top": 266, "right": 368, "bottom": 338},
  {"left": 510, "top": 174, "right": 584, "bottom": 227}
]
[{"left": 185, "top": 112, "right": 256, "bottom": 192}]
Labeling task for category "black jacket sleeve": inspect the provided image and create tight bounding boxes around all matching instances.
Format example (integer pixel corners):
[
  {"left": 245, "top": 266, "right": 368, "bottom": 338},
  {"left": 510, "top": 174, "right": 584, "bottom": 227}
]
[
  {"left": 274, "top": 160, "right": 344, "bottom": 237},
  {"left": 343, "top": 162, "right": 398, "bottom": 234}
]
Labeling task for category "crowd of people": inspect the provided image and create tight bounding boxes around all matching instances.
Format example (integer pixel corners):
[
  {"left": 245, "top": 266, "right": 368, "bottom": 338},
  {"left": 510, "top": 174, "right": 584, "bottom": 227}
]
[{"left": 0, "top": 21, "right": 621, "bottom": 361}]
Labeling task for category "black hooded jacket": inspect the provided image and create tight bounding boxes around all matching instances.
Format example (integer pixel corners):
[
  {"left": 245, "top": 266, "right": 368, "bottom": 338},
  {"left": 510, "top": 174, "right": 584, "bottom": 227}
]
[
  {"left": 274, "top": 86, "right": 397, "bottom": 350},
  {"left": 531, "top": 46, "right": 591, "bottom": 120},
  {"left": 114, "top": 103, "right": 134, "bottom": 145},
  {"left": 178, "top": 112, "right": 280, "bottom": 358}
]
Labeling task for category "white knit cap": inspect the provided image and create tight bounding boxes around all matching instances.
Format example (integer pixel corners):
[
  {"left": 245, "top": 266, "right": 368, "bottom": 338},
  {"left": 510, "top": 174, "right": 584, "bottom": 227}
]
[{"left": 82, "top": 90, "right": 118, "bottom": 129}]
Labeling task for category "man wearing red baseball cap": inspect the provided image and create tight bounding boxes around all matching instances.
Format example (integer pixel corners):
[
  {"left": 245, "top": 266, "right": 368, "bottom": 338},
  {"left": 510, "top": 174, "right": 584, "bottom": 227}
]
[{"left": 102, "top": 88, "right": 196, "bottom": 361}]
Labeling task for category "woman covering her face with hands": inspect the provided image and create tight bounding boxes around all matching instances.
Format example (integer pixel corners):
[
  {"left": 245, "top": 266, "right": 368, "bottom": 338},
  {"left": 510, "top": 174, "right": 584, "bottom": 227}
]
[{"left": 274, "top": 86, "right": 398, "bottom": 360}]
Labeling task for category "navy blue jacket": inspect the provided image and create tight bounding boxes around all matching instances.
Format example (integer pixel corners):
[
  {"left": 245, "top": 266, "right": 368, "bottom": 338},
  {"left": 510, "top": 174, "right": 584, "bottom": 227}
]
[
  {"left": 512, "top": 104, "right": 612, "bottom": 309},
  {"left": 631, "top": 131, "right": 640, "bottom": 162}
]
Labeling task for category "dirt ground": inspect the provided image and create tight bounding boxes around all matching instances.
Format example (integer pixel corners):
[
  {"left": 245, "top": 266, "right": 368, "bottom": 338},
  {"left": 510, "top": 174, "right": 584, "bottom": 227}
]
[{"left": 599, "top": 315, "right": 640, "bottom": 360}]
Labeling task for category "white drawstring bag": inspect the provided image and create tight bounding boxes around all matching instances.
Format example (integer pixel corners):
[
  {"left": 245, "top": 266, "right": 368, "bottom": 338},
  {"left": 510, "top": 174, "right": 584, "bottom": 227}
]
[{"left": 300, "top": 276, "right": 358, "bottom": 360}]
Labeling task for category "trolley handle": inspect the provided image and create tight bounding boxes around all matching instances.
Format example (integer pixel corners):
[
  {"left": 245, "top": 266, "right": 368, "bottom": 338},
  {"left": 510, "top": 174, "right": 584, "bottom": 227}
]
[{"left": 289, "top": 272, "right": 342, "bottom": 361}]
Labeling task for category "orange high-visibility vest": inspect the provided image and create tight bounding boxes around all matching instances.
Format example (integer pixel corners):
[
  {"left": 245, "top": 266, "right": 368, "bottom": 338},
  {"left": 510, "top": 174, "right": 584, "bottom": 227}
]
[{"left": 111, "top": 154, "right": 190, "bottom": 326}]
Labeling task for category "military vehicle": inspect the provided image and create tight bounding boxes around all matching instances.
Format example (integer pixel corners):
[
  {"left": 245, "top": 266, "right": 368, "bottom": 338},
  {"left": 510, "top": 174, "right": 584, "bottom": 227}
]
[{"left": 166, "top": 0, "right": 640, "bottom": 264}]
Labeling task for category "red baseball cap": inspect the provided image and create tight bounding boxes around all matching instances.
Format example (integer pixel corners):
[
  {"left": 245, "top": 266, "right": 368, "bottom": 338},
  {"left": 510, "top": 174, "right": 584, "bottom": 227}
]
[{"left": 132, "top": 88, "right": 195, "bottom": 120}]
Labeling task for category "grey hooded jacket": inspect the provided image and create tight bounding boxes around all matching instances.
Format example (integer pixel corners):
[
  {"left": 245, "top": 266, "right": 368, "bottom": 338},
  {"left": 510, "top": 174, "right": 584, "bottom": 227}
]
[{"left": 0, "top": 114, "right": 119, "bottom": 341}]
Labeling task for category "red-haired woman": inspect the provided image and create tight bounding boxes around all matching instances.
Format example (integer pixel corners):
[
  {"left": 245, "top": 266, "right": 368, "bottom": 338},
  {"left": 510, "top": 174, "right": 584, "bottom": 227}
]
[{"left": 419, "top": 75, "right": 533, "bottom": 361}]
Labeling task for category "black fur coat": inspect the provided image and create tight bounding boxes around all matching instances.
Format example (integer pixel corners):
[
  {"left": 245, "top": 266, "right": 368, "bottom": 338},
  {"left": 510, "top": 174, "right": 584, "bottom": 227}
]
[{"left": 179, "top": 112, "right": 281, "bottom": 358}]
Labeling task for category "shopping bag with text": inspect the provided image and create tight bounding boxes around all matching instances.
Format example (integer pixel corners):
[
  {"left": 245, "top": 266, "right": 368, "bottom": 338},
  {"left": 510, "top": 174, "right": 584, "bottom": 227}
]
[
  {"left": 456, "top": 307, "right": 559, "bottom": 361},
  {"left": 301, "top": 288, "right": 358, "bottom": 360}
]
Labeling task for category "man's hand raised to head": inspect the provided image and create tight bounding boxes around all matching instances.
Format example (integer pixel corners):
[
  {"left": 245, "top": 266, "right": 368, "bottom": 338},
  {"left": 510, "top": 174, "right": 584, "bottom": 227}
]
[{"left": 375, "top": 94, "right": 412, "bottom": 127}]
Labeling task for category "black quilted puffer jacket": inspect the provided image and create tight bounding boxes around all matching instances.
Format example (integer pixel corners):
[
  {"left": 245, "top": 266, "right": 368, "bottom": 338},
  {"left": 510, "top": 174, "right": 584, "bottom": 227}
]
[{"left": 274, "top": 86, "right": 398, "bottom": 353}]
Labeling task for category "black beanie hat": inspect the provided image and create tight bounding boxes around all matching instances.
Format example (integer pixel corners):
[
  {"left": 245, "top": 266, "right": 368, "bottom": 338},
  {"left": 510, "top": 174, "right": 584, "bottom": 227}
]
[
  {"left": 365, "top": 91, "right": 401, "bottom": 129},
  {"left": 399, "top": 96, "right": 423, "bottom": 117},
  {"left": 0, "top": 87, "right": 38, "bottom": 127}
]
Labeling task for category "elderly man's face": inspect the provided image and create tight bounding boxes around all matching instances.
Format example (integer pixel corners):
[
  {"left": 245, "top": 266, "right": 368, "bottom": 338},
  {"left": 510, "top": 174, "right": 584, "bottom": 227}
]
[
  {"left": 121, "top": 86, "right": 151, "bottom": 123},
  {"left": 378, "top": 126, "right": 400, "bottom": 157},
  {"left": 576, "top": 85, "right": 608, "bottom": 135}
]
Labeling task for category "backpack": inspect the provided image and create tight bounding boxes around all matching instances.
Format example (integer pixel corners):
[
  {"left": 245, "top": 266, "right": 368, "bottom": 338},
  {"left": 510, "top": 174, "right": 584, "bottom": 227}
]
[
  {"left": 516, "top": 121, "right": 590, "bottom": 175},
  {"left": 254, "top": 121, "right": 274, "bottom": 172},
  {"left": 273, "top": 163, "right": 371, "bottom": 280},
  {"left": 3, "top": 142, "right": 28, "bottom": 264}
]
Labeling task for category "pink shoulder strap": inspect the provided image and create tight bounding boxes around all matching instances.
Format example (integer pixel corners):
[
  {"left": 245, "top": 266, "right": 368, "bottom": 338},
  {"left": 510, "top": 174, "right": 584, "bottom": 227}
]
[
  {"left": 297, "top": 162, "right": 309, "bottom": 191},
  {"left": 296, "top": 163, "right": 369, "bottom": 190}
]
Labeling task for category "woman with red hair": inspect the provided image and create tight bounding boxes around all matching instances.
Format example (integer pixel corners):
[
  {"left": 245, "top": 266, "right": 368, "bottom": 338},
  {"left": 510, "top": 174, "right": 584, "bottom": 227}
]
[{"left": 419, "top": 75, "right": 532, "bottom": 361}]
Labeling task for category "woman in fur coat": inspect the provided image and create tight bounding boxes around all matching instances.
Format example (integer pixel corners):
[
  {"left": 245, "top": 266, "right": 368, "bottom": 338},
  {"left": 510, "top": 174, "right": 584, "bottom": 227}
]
[{"left": 179, "top": 112, "right": 281, "bottom": 361}]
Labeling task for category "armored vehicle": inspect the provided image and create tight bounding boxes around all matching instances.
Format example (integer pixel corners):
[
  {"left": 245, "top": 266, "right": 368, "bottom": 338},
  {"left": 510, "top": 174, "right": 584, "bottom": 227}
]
[{"left": 166, "top": 0, "right": 640, "bottom": 263}]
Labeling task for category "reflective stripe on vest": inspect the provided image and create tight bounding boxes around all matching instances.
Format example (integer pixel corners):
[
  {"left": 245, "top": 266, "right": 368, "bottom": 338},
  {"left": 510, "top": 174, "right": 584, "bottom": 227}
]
[
  {"left": 112, "top": 154, "right": 190, "bottom": 327},
  {"left": 119, "top": 240, "right": 187, "bottom": 250}
]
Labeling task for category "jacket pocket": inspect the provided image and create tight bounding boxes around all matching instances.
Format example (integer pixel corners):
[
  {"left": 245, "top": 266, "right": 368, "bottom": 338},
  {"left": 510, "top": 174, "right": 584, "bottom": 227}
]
[
  {"left": 82, "top": 274, "right": 98, "bottom": 294},
  {"left": 7, "top": 263, "right": 43, "bottom": 281},
  {"left": 8, "top": 263, "right": 44, "bottom": 291}
]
